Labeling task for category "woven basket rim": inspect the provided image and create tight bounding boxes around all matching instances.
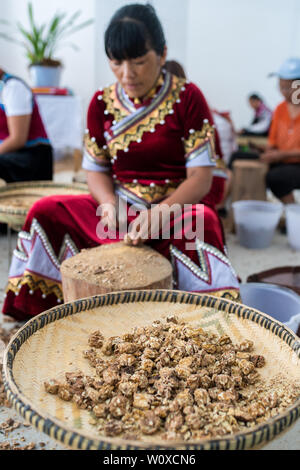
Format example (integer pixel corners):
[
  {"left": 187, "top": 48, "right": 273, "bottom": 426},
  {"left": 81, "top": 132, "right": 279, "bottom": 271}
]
[
  {"left": 0, "top": 181, "right": 89, "bottom": 217},
  {"left": 3, "top": 289, "right": 300, "bottom": 450}
]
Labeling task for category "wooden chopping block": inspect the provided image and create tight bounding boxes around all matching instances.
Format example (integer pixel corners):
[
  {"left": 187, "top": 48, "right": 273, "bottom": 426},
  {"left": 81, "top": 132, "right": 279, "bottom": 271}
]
[
  {"left": 231, "top": 159, "right": 268, "bottom": 202},
  {"left": 60, "top": 241, "right": 173, "bottom": 302}
]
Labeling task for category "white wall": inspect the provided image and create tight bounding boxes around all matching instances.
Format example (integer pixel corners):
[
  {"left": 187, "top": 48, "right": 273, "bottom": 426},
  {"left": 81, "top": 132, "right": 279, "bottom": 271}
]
[
  {"left": 2, "top": 0, "right": 300, "bottom": 129},
  {"left": 187, "top": 0, "right": 300, "bottom": 128},
  {"left": 1, "top": 0, "right": 96, "bottom": 115}
]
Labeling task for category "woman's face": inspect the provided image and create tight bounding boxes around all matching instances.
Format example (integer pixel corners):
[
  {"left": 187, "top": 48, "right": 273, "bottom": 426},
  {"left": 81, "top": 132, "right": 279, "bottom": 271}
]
[
  {"left": 109, "top": 48, "right": 167, "bottom": 100},
  {"left": 279, "top": 79, "right": 296, "bottom": 103}
]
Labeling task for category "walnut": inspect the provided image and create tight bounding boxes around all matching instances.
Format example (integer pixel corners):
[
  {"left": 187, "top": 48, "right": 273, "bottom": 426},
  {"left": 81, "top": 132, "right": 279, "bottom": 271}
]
[
  {"left": 174, "top": 390, "right": 193, "bottom": 408},
  {"left": 261, "top": 392, "right": 278, "bottom": 409},
  {"left": 85, "top": 386, "right": 100, "bottom": 403},
  {"left": 236, "top": 351, "right": 251, "bottom": 360},
  {"left": 166, "top": 315, "right": 178, "bottom": 324},
  {"left": 245, "top": 371, "right": 259, "bottom": 385},
  {"left": 95, "top": 361, "right": 107, "bottom": 376},
  {"left": 175, "top": 364, "right": 191, "bottom": 379},
  {"left": 142, "top": 348, "right": 157, "bottom": 359},
  {"left": 102, "top": 337, "right": 120, "bottom": 356},
  {"left": 102, "top": 367, "right": 119, "bottom": 386},
  {"left": 88, "top": 331, "right": 104, "bottom": 348},
  {"left": 154, "top": 406, "right": 169, "bottom": 418},
  {"left": 217, "top": 390, "right": 238, "bottom": 403},
  {"left": 165, "top": 412, "right": 184, "bottom": 432},
  {"left": 93, "top": 404, "right": 108, "bottom": 418},
  {"left": 221, "top": 350, "right": 236, "bottom": 365},
  {"left": 238, "top": 340, "right": 254, "bottom": 352},
  {"left": 248, "top": 402, "right": 266, "bottom": 418},
  {"left": 199, "top": 374, "right": 213, "bottom": 389},
  {"left": 57, "top": 386, "right": 73, "bottom": 401},
  {"left": 139, "top": 358, "right": 154, "bottom": 374},
  {"left": 218, "top": 335, "right": 232, "bottom": 345},
  {"left": 104, "top": 420, "right": 123, "bottom": 436},
  {"left": 83, "top": 349, "right": 99, "bottom": 366},
  {"left": 131, "top": 371, "right": 148, "bottom": 389},
  {"left": 202, "top": 343, "right": 217, "bottom": 354},
  {"left": 98, "top": 385, "right": 114, "bottom": 401},
  {"left": 249, "top": 355, "right": 266, "bottom": 368},
  {"left": 238, "top": 359, "right": 255, "bottom": 376},
  {"left": 194, "top": 388, "right": 210, "bottom": 405},
  {"left": 214, "top": 374, "right": 234, "bottom": 390},
  {"left": 201, "top": 353, "right": 215, "bottom": 367},
  {"left": 117, "top": 342, "right": 138, "bottom": 354},
  {"left": 146, "top": 337, "right": 161, "bottom": 350},
  {"left": 44, "top": 379, "right": 60, "bottom": 395},
  {"left": 109, "top": 395, "right": 128, "bottom": 418},
  {"left": 233, "top": 408, "right": 253, "bottom": 422},
  {"left": 118, "top": 380, "right": 138, "bottom": 397},
  {"left": 65, "top": 372, "right": 85, "bottom": 393},
  {"left": 140, "top": 411, "right": 161, "bottom": 435},
  {"left": 185, "top": 341, "right": 199, "bottom": 356},
  {"left": 185, "top": 414, "right": 205, "bottom": 430},
  {"left": 186, "top": 375, "right": 201, "bottom": 391},
  {"left": 157, "top": 351, "right": 171, "bottom": 366},
  {"left": 122, "top": 333, "right": 135, "bottom": 342},
  {"left": 133, "top": 393, "right": 153, "bottom": 410},
  {"left": 168, "top": 347, "right": 185, "bottom": 361},
  {"left": 118, "top": 353, "right": 136, "bottom": 367}
]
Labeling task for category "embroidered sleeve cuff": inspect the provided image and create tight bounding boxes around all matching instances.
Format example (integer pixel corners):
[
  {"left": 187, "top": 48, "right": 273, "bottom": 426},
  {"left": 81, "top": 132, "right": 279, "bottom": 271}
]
[
  {"left": 184, "top": 121, "right": 217, "bottom": 168},
  {"left": 83, "top": 132, "right": 111, "bottom": 172},
  {"left": 185, "top": 142, "right": 217, "bottom": 168},
  {"left": 82, "top": 150, "right": 111, "bottom": 172}
]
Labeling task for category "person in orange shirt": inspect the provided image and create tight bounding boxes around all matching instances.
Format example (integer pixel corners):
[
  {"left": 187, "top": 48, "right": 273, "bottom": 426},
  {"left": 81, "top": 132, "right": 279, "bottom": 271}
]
[{"left": 262, "top": 58, "right": 300, "bottom": 203}]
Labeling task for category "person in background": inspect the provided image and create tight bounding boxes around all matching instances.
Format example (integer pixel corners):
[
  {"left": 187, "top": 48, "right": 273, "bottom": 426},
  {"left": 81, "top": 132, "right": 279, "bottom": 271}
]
[
  {"left": 239, "top": 93, "right": 272, "bottom": 137},
  {"left": 2, "top": 4, "right": 239, "bottom": 321},
  {"left": 262, "top": 57, "right": 300, "bottom": 203},
  {"left": 0, "top": 69, "right": 53, "bottom": 182},
  {"left": 164, "top": 60, "right": 236, "bottom": 216}
]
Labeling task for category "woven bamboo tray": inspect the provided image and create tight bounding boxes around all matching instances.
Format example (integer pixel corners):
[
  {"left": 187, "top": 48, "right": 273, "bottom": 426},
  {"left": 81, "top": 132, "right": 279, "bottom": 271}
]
[
  {"left": 0, "top": 181, "right": 89, "bottom": 230},
  {"left": 3, "top": 290, "right": 300, "bottom": 450}
]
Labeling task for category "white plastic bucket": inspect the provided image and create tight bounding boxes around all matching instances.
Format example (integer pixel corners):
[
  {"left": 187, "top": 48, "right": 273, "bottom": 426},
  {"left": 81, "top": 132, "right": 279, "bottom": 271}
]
[
  {"left": 240, "top": 282, "right": 300, "bottom": 334},
  {"left": 286, "top": 204, "right": 300, "bottom": 251},
  {"left": 232, "top": 200, "right": 283, "bottom": 249}
]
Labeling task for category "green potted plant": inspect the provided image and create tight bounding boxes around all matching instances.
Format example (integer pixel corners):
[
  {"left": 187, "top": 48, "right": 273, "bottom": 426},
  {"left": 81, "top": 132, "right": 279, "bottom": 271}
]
[{"left": 0, "top": 2, "right": 93, "bottom": 87}]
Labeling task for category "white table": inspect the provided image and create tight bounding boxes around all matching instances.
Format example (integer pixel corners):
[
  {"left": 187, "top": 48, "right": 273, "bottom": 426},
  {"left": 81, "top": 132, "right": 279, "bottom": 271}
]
[{"left": 36, "top": 95, "right": 84, "bottom": 161}]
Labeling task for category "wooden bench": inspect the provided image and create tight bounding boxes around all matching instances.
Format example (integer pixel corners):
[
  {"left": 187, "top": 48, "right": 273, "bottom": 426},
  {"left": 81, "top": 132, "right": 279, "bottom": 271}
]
[{"left": 225, "top": 159, "right": 268, "bottom": 233}]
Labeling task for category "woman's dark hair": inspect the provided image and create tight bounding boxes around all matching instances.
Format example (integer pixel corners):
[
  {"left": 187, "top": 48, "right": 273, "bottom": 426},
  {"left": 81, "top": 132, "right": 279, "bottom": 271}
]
[
  {"left": 248, "top": 93, "right": 263, "bottom": 102},
  {"left": 164, "top": 60, "right": 186, "bottom": 79},
  {"left": 105, "top": 3, "right": 166, "bottom": 60}
]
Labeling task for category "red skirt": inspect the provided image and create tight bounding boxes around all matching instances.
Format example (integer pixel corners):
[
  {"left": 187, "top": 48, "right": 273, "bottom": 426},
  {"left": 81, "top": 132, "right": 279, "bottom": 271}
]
[{"left": 3, "top": 194, "right": 239, "bottom": 321}]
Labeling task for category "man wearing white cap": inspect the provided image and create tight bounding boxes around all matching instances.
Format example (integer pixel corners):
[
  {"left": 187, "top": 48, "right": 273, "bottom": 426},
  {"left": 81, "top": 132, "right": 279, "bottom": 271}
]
[{"left": 261, "top": 57, "right": 300, "bottom": 203}]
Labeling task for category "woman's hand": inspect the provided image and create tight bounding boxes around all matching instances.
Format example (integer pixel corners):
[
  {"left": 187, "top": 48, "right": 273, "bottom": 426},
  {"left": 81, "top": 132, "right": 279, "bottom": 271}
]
[
  {"left": 127, "top": 204, "right": 173, "bottom": 245},
  {"left": 260, "top": 149, "right": 283, "bottom": 163}
]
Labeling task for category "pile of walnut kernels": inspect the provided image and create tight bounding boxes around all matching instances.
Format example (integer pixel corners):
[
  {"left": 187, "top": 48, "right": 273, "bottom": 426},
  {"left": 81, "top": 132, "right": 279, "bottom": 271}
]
[{"left": 44, "top": 316, "right": 299, "bottom": 441}]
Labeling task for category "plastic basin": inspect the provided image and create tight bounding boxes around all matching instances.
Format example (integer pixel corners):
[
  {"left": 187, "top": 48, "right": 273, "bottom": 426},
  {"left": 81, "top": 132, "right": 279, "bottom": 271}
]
[
  {"left": 232, "top": 200, "right": 283, "bottom": 249},
  {"left": 240, "top": 282, "right": 300, "bottom": 334},
  {"left": 286, "top": 204, "right": 300, "bottom": 251}
]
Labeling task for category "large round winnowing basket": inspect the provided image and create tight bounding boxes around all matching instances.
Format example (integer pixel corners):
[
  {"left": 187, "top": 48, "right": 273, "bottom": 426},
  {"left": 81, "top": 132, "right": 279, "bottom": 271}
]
[
  {"left": 0, "top": 181, "right": 89, "bottom": 230},
  {"left": 3, "top": 290, "right": 300, "bottom": 451}
]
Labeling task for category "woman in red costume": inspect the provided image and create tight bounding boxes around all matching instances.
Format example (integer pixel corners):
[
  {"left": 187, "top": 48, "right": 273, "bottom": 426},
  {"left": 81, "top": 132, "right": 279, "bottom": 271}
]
[{"left": 3, "top": 3, "right": 239, "bottom": 321}]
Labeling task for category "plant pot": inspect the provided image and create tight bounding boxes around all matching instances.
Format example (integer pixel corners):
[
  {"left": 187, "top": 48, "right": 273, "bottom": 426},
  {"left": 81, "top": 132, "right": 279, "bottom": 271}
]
[{"left": 29, "top": 65, "right": 62, "bottom": 88}]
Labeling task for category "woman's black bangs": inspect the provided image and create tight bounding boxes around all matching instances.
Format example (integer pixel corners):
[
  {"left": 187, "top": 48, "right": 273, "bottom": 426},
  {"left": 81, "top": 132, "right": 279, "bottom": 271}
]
[{"left": 105, "top": 20, "right": 150, "bottom": 60}]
